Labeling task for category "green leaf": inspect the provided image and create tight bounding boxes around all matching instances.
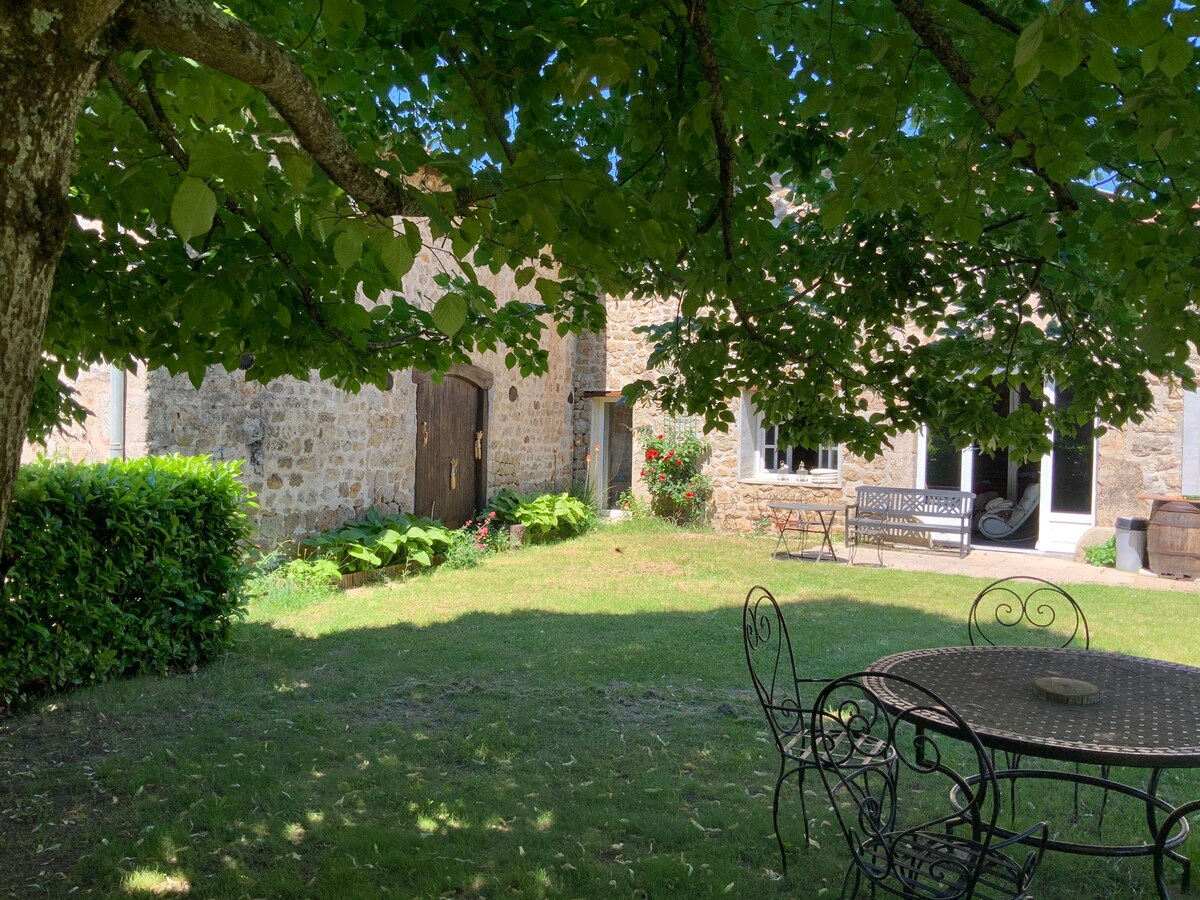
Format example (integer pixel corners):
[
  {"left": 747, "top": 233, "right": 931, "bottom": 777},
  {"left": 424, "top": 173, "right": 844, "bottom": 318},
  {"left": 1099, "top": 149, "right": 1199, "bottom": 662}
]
[
  {"left": 170, "top": 178, "right": 217, "bottom": 245},
  {"left": 323, "top": 0, "right": 366, "bottom": 39},
  {"left": 432, "top": 293, "right": 468, "bottom": 336},
  {"left": 334, "top": 229, "right": 363, "bottom": 271},
  {"left": 1015, "top": 58, "right": 1041, "bottom": 88},
  {"left": 380, "top": 234, "right": 415, "bottom": 284},
  {"left": 1014, "top": 17, "right": 1045, "bottom": 68},
  {"left": 1158, "top": 37, "right": 1193, "bottom": 79},
  {"left": 1086, "top": 48, "right": 1122, "bottom": 85},
  {"left": 535, "top": 277, "right": 562, "bottom": 307},
  {"left": 1041, "top": 39, "right": 1084, "bottom": 78},
  {"left": 281, "top": 154, "right": 313, "bottom": 192}
]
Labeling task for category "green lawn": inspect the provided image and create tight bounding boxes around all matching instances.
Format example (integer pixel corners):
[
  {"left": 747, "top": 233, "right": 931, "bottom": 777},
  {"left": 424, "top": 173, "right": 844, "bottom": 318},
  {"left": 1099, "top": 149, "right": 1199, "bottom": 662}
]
[{"left": 2, "top": 520, "right": 1198, "bottom": 898}]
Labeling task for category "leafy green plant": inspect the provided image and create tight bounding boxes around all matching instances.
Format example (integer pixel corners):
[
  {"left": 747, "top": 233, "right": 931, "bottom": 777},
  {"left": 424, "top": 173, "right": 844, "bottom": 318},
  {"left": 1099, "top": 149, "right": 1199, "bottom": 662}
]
[
  {"left": 1085, "top": 537, "right": 1117, "bottom": 568},
  {"left": 300, "top": 508, "right": 456, "bottom": 574},
  {"left": 616, "top": 488, "right": 652, "bottom": 519},
  {"left": 637, "top": 427, "right": 713, "bottom": 523},
  {"left": 483, "top": 490, "right": 596, "bottom": 542},
  {"left": 279, "top": 556, "right": 342, "bottom": 587},
  {"left": 0, "top": 456, "right": 253, "bottom": 706},
  {"left": 441, "top": 513, "right": 506, "bottom": 570}
]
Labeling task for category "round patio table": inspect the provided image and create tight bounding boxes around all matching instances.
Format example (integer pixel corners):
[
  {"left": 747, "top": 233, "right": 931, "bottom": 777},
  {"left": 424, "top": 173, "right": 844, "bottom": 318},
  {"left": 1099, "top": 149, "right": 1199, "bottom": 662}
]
[{"left": 866, "top": 646, "right": 1200, "bottom": 887}]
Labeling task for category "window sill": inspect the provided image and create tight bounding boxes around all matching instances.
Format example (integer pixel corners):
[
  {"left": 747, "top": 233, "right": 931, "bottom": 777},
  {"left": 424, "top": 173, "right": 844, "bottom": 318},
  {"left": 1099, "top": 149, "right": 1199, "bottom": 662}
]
[{"left": 738, "top": 477, "right": 844, "bottom": 489}]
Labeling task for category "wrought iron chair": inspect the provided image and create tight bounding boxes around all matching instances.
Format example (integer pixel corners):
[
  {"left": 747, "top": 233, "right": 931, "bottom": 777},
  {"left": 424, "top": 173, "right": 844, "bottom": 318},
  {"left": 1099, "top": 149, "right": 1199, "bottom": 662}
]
[
  {"left": 743, "top": 585, "right": 870, "bottom": 874},
  {"left": 812, "top": 672, "right": 1048, "bottom": 899},
  {"left": 968, "top": 576, "right": 1101, "bottom": 825},
  {"left": 968, "top": 576, "right": 1089, "bottom": 650}
]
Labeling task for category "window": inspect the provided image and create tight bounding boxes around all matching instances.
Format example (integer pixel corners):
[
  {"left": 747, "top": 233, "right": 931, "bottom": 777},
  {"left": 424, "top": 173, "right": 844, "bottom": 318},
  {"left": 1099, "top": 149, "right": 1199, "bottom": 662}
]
[
  {"left": 739, "top": 394, "right": 842, "bottom": 481},
  {"left": 762, "top": 425, "right": 841, "bottom": 474}
]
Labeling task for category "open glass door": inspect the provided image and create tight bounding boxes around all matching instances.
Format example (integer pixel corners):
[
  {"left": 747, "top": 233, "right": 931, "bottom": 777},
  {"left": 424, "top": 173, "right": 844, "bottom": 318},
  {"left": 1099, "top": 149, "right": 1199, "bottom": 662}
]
[
  {"left": 1037, "top": 385, "right": 1096, "bottom": 553},
  {"left": 589, "top": 397, "right": 633, "bottom": 510},
  {"left": 919, "top": 386, "right": 1044, "bottom": 550}
]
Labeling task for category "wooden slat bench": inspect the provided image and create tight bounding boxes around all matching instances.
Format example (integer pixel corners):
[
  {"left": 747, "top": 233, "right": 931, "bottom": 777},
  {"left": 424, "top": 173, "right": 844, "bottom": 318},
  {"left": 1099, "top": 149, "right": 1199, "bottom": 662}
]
[{"left": 847, "top": 486, "right": 976, "bottom": 565}]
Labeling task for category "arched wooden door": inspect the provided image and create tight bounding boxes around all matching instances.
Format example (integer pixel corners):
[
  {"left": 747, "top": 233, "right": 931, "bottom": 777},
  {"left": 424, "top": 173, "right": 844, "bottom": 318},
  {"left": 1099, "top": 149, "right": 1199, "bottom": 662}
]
[{"left": 413, "top": 366, "right": 492, "bottom": 527}]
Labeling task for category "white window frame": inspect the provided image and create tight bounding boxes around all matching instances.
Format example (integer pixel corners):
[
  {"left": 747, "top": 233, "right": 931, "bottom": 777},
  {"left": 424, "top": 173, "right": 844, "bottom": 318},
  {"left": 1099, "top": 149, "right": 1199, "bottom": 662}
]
[{"left": 738, "top": 393, "right": 843, "bottom": 485}]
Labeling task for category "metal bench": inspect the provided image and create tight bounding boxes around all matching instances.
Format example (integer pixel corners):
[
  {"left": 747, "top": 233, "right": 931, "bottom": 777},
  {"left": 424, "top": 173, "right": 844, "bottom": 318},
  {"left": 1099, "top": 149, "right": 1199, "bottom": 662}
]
[{"left": 847, "top": 486, "right": 975, "bottom": 565}]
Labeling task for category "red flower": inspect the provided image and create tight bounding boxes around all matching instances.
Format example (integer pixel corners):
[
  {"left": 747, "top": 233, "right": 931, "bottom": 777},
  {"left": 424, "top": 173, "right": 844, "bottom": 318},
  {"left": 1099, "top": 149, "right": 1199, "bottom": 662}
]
[
  {"left": 665, "top": 449, "right": 674, "bottom": 459},
  {"left": 659, "top": 474, "right": 667, "bottom": 481},
  {"left": 640, "top": 469, "right": 646, "bottom": 476},
  {"left": 657, "top": 434, "right": 664, "bottom": 439},
  {"left": 685, "top": 491, "right": 694, "bottom": 499},
  {"left": 646, "top": 449, "right": 659, "bottom": 460}
]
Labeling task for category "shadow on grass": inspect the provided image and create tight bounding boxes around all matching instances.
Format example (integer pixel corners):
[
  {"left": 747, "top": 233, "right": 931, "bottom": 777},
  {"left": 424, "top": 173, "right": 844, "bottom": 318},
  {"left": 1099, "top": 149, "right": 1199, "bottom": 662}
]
[{"left": 0, "top": 595, "right": 1193, "bottom": 899}]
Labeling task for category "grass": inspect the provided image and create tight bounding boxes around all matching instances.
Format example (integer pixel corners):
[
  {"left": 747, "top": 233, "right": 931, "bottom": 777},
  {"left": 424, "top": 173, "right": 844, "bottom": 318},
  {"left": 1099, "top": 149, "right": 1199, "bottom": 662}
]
[{"left": 1, "top": 519, "right": 1198, "bottom": 898}]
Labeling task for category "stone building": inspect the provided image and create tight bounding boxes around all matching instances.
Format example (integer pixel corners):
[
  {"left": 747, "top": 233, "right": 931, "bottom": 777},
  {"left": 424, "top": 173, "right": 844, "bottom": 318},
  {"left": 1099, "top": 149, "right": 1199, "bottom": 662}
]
[
  {"left": 24, "top": 244, "right": 578, "bottom": 543},
  {"left": 27, "top": 274, "right": 1198, "bottom": 554},
  {"left": 574, "top": 296, "right": 1200, "bottom": 556}
]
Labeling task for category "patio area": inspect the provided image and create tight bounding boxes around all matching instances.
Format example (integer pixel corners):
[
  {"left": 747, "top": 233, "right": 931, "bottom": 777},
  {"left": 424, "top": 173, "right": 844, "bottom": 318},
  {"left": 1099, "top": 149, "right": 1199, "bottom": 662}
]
[{"left": 862, "top": 544, "right": 1200, "bottom": 592}]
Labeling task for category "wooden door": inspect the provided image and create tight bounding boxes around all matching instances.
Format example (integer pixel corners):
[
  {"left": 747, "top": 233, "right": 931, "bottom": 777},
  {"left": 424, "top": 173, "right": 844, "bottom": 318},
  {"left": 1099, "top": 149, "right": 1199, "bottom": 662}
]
[{"left": 414, "top": 366, "right": 491, "bottom": 527}]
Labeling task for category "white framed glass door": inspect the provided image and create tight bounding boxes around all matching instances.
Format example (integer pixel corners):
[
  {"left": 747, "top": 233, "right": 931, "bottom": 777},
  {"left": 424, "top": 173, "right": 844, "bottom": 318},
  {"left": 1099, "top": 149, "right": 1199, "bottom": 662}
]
[
  {"left": 589, "top": 398, "right": 633, "bottom": 510},
  {"left": 1037, "top": 383, "right": 1097, "bottom": 554}
]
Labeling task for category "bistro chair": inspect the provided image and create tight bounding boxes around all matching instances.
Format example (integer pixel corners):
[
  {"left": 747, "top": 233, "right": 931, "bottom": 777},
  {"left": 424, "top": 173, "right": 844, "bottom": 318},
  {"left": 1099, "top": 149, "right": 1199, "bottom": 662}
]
[
  {"left": 743, "top": 585, "right": 854, "bottom": 873},
  {"left": 968, "top": 576, "right": 1101, "bottom": 824},
  {"left": 968, "top": 576, "right": 1089, "bottom": 650},
  {"left": 812, "top": 672, "right": 1048, "bottom": 899}
]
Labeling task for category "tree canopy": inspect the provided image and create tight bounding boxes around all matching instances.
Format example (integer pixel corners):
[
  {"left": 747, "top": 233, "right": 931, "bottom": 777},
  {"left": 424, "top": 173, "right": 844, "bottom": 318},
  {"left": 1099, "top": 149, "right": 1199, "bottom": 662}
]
[{"left": 1, "top": 0, "right": 1198, "bottom": 544}]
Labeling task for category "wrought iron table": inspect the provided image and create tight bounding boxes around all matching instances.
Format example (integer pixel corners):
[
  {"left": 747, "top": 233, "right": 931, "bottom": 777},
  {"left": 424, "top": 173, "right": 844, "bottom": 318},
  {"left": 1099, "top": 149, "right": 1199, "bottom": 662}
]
[
  {"left": 866, "top": 646, "right": 1200, "bottom": 891},
  {"left": 767, "top": 501, "right": 848, "bottom": 562}
]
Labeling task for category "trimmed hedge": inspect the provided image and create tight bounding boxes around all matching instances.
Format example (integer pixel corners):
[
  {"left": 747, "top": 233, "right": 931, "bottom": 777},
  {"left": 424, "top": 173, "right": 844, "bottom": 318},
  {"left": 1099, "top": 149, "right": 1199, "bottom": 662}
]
[{"left": 0, "top": 456, "right": 254, "bottom": 706}]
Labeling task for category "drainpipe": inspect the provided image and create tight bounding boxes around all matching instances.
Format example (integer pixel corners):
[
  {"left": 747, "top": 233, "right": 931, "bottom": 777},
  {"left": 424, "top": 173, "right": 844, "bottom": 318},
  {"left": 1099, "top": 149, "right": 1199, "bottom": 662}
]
[{"left": 109, "top": 364, "right": 126, "bottom": 459}]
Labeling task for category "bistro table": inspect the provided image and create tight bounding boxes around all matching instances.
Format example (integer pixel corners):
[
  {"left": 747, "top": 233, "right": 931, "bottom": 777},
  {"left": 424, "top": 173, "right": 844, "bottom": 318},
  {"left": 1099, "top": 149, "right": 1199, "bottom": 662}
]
[
  {"left": 866, "top": 646, "right": 1200, "bottom": 890},
  {"left": 767, "top": 501, "right": 848, "bottom": 562}
]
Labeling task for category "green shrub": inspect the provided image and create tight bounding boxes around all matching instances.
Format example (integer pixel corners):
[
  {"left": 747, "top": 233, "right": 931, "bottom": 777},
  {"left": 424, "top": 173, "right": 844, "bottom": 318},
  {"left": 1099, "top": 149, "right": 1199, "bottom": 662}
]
[
  {"left": 483, "top": 490, "right": 595, "bottom": 542},
  {"left": 0, "top": 456, "right": 254, "bottom": 706},
  {"left": 1085, "top": 536, "right": 1117, "bottom": 567},
  {"left": 300, "top": 508, "right": 455, "bottom": 573},
  {"left": 636, "top": 427, "right": 712, "bottom": 523}
]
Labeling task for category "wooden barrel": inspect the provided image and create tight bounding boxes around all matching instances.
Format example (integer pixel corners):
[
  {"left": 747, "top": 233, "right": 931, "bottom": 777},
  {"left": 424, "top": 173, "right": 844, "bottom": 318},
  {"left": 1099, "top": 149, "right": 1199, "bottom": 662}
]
[{"left": 1147, "top": 501, "right": 1200, "bottom": 579}]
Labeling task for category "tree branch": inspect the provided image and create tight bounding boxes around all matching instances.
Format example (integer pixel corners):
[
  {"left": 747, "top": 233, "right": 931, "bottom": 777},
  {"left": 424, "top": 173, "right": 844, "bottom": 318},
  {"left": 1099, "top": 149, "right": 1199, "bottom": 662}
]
[
  {"left": 449, "top": 50, "right": 516, "bottom": 165},
  {"left": 949, "top": 0, "right": 1021, "bottom": 36},
  {"left": 890, "top": 0, "right": 1078, "bottom": 213},
  {"left": 127, "top": 0, "right": 478, "bottom": 217},
  {"left": 688, "top": 0, "right": 736, "bottom": 263},
  {"left": 104, "top": 59, "right": 189, "bottom": 168},
  {"left": 105, "top": 55, "right": 434, "bottom": 353}
]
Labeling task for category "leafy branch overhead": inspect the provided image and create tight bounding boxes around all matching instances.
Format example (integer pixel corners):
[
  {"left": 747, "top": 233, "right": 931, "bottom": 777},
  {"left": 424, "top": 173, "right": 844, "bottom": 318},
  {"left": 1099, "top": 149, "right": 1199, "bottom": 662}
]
[{"left": 5, "top": 0, "right": 1200, "bottom": 481}]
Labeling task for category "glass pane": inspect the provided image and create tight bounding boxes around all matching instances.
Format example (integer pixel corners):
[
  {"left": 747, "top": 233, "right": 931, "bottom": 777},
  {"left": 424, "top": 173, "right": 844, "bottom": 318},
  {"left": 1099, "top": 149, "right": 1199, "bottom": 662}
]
[
  {"left": 604, "top": 402, "right": 633, "bottom": 507},
  {"left": 763, "top": 425, "right": 777, "bottom": 471},
  {"left": 924, "top": 426, "right": 963, "bottom": 490},
  {"left": 1051, "top": 387, "right": 1094, "bottom": 514}
]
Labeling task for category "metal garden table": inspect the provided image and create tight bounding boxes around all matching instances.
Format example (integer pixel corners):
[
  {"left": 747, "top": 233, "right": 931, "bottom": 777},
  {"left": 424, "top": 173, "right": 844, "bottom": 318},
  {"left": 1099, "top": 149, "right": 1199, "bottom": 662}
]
[
  {"left": 866, "top": 646, "right": 1200, "bottom": 890},
  {"left": 767, "top": 501, "right": 848, "bottom": 562}
]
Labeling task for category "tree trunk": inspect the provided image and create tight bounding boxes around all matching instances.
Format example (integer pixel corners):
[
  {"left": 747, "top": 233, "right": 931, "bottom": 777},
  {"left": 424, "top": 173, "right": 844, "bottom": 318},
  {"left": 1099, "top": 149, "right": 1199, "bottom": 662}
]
[{"left": 0, "top": 3, "right": 119, "bottom": 549}]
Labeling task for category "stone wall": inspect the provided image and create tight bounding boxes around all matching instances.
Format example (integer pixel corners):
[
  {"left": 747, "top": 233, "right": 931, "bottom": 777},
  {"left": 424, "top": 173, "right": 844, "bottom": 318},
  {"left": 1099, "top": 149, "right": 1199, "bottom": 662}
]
[
  {"left": 1095, "top": 372, "right": 1189, "bottom": 527},
  {"left": 23, "top": 235, "right": 576, "bottom": 543},
  {"left": 574, "top": 296, "right": 922, "bottom": 531},
  {"left": 21, "top": 363, "right": 150, "bottom": 464}
]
